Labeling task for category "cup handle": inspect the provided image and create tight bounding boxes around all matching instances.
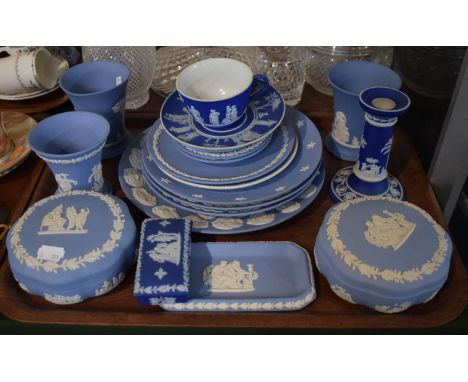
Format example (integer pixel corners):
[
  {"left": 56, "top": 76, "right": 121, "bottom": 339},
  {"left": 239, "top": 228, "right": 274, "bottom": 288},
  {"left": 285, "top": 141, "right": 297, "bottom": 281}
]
[{"left": 250, "top": 73, "right": 270, "bottom": 98}]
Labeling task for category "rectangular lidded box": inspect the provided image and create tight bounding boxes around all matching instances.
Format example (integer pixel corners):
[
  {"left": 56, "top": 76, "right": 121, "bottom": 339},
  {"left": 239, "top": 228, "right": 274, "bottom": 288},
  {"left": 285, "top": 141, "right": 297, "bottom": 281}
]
[{"left": 133, "top": 218, "right": 192, "bottom": 305}]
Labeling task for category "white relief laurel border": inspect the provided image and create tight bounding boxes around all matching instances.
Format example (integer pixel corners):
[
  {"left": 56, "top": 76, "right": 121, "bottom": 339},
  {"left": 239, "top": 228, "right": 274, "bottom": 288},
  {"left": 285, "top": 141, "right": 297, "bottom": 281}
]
[
  {"left": 9, "top": 190, "right": 125, "bottom": 273},
  {"left": 36, "top": 142, "right": 106, "bottom": 164},
  {"left": 325, "top": 196, "right": 449, "bottom": 283}
]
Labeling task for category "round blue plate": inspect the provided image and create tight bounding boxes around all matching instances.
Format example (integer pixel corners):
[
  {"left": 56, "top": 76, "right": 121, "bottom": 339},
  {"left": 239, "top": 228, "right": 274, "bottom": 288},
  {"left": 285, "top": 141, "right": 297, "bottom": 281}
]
[
  {"left": 160, "top": 86, "right": 285, "bottom": 151},
  {"left": 147, "top": 120, "right": 296, "bottom": 186},
  {"left": 119, "top": 133, "right": 325, "bottom": 234},
  {"left": 143, "top": 106, "right": 322, "bottom": 206},
  {"left": 142, "top": 160, "right": 323, "bottom": 217}
]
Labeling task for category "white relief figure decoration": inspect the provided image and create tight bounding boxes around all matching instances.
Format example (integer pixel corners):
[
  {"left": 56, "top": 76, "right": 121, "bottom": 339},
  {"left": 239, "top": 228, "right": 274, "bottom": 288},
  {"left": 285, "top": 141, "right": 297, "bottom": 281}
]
[
  {"left": 203, "top": 260, "right": 258, "bottom": 293},
  {"left": 164, "top": 111, "right": 193, "bottom": 125},
  {"left": 146, "top": 231, "right": 181, "bottom": 266},
  {"left": 112, "top": 99, "right": 125, "bottom": 114},
  {"left": 380, "top": 137, "right": 393, "bottom": 155},
  {"left": 88, "top": 163, "right": 103, "bottom": 190},
  {"left": 38, "top": 204, "right": 90, "bottom": 235},
  {"left": 129, "top": 148, "right": 142, "bottom": 170},
  {"left": 185, "top": 214, "right": 209, "bottom": 229},
  {"left": 209, "top": 109, "right": 221, "bottom": 125},
  {"left": 246, "top": 213, "right": 275, "bottom": 226},
  {"left": 333, "top": 111, "right": 350, "bottom": 144},
  {"left": 359, "top": 158, "right": 382, "bottom": 177},
  {"left": 279, "top": 201, "right": 301, "bottom": 213},
  {"left": 152, "top": 205, "right": 179, "bottom": 219},
  {"left": 211, "top": 217, "right": 244, "bottom": 230},
  {"left": 55, "top": 173, "right": 78, "bottom": 192},
  {"left": 221, "top": 105, "right": 239, "bottom": 124},
  {"left": 257, "top": 92, "right": 281, "bottom": 111},
  {"left": 132, "top": 187, "right": 156, "bottom": 206},
  {"left": 189, "top": 105, "right": 204, "bottom": 124},
  {"left": 351, "top": 136, "right": 360, "bottom": 148},
  {"left": 360, "top": 137, "right": 367, "bottom": 148},
  {"left": 364, "top": 210, "right": 416, "bottom": 251}
]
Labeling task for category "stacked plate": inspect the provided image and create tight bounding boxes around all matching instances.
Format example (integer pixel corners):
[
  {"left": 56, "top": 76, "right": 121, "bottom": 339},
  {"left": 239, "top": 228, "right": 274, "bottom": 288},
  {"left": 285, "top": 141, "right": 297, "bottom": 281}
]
[{"left": 119, "top": 84, "right": 325, "bottom": 234}]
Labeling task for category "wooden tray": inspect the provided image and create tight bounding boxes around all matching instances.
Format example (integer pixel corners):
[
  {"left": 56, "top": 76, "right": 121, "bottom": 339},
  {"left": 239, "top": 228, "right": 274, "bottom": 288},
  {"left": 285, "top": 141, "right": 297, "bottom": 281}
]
[
  {"left": 0, "top": 87, "right": 467, "bottom": 329},
  {"left": 0, "top": 88, "right": 69, "bottom": 114}
]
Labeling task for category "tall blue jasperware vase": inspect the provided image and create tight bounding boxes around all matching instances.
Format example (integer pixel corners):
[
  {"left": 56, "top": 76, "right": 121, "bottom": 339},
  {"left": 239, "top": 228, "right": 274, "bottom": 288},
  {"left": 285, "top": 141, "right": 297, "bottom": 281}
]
[
  {"left": 28, "top": 111, "right": 111, "bottom": 194},
  {"left": 60, "top": 60, "right": 131, "bottom": 159},
  {"left": 326, "top": 61, "right": 402, "bottom": 162}
]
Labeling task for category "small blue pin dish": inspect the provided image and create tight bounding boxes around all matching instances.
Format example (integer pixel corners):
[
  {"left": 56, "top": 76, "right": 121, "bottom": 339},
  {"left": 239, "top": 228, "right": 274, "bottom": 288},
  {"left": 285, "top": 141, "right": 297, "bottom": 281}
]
[{"left": 133, "top": 219, "right": 317, "bottom": 311}]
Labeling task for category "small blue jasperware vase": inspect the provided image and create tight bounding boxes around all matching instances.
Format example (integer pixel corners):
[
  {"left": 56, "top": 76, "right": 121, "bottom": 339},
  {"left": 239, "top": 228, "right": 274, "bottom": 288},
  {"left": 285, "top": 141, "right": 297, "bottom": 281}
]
[
  {"left": 28, "top": 111, "right": 111, "bottom": 194},
  {"left": 176, "top": 58, "right": 270, "bottom": 129},
  {"left": 326, "top": 61, "right": 402, "bottom": 162},
  {"left": 329, "top": 87, "right": 411, "bottom": 203},
  {"left": 60, "top": 60, "right": 131, "bottom": 159}
]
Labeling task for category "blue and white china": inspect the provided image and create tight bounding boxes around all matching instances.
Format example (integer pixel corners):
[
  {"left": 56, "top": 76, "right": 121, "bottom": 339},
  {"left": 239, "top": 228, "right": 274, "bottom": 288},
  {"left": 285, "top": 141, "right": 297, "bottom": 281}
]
[
  {"left": 326, "top": 61, "right": 402, "bottom": 161},
  {"left": 159, "top": 242, "right": 316, "bottom": 311},
  {"left": 7, "top": 191, "right": 137, "bottom": 304},
  {"left": 177, "top": 133, "right": 272, "bottom": 163},
  {"left": 143, "top": 106, "right": 321, "bottom": 206},
  {"left": 142, "top": 137, "right": 298, "bottom": 194},
  {"left": 60, "top": 60, "right": 131, "bottom": 159},
  {"left": 134, "top": 218, "right": 191, "bottom": 305},
  {"left": 148, "top": 121, "right": 297, "bottom": 187},
  {"left": 176, "top": 58, "right": 270, "bottom": 129},
  {"left": 161, "top": 82, "right": 285, "bottom": 152},
  {"left": 119, "top": 132, "right": 325, "bottom": 234},
  {"left": 28, "top": 111, "right": 112, "bottom": 194},
  {"left": 142, "top": 162, "right": 323, "bottom": 218},
  {"left": 314, "top": 197, "right": 452, "bottom": 313},
  {"left": 330, "top": 87, "right": 411, "bottom": 203}
]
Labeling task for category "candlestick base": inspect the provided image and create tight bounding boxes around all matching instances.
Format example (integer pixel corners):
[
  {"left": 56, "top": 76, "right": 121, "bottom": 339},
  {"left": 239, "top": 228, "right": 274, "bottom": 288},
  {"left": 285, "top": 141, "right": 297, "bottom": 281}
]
[{"left": 329, "top": 166, "right": 404, "bottom": 203}]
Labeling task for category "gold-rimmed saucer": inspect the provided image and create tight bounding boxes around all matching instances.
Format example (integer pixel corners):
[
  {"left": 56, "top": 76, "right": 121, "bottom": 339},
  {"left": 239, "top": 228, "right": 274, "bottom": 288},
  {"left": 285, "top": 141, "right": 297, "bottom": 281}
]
[{"left": 0, "top": 111, "right": 37, "bottom": 177}]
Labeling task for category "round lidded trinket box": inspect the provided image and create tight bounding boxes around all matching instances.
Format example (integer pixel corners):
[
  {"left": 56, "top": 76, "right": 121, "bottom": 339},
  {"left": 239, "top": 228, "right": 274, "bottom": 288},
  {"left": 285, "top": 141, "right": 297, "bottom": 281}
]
[
  {"left": 7, "top": 190, "right": 137, "bottom": 304},
  {"left": 314, "top": 197, "right": 452, "bottom": 313}
]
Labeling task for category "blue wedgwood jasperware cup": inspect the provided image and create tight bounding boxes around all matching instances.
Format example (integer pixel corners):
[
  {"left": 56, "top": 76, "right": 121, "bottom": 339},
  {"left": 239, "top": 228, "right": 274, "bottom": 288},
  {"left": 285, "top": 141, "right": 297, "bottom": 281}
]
[
  {"left": 326, "top": 61, "right": 402, "bottom": 162},
  {"left": 28, "top": 111, "right": 111, "bottom": 194},
  {"left": 60, "top": 60, "right": 131, "bottom": 159},
  {"left": 176, "top": 58, "right": 270, "bottom": 129}
]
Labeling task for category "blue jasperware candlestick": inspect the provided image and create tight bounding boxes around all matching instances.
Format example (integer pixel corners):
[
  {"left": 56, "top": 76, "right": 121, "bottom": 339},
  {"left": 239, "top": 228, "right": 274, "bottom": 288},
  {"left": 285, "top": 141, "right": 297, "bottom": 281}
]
[{"left": 329, "top": 87, "right": 411, "bottom": 203}]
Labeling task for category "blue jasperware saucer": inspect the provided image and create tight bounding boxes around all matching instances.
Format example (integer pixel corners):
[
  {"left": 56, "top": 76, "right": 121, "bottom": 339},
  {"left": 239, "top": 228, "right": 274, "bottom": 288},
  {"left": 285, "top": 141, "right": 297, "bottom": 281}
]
[
  {"left": 143, "top": 106, "right": 322, "bottom": 206},
  {"left": 147, "top": 120, "right": 297, "bottom": 186},
  {"left": 118, "top": 132, "right": 325, "bottom": 234},
  {"left": 160, "top": 86, "right": 285, "bottom": 151}
]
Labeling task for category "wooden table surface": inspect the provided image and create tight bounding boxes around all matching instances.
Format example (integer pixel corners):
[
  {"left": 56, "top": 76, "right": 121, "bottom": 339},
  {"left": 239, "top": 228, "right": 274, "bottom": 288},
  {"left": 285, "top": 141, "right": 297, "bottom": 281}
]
[{"left": 0, "top": 85, "right": 467, "bottom": 330}]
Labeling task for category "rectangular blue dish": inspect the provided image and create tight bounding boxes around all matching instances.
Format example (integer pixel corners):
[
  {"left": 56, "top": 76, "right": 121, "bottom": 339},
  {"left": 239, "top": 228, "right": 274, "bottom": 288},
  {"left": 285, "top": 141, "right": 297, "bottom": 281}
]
[{"left": 160, "top": 241, "right": 316, "bottom": 311}]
